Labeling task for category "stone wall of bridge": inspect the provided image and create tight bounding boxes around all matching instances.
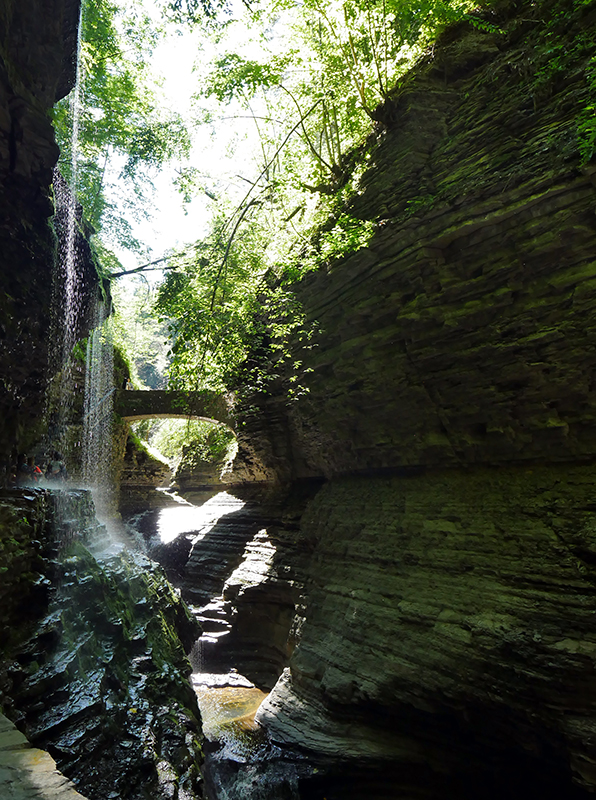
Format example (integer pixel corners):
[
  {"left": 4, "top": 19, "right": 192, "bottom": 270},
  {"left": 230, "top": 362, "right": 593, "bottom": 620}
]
[{"left": 114, "top": 389, "right": 234, "bottom": 428}]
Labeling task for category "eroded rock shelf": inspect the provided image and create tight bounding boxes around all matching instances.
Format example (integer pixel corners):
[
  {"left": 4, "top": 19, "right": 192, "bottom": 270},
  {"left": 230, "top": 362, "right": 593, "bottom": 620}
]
[{"left": 0, "top": 714, "right": 88, "bottom": 800}]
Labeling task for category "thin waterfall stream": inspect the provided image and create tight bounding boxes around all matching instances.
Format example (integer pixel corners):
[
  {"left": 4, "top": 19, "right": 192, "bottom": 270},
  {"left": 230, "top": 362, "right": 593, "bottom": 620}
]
[
  {"left": 50, "top": 0, "right": 86, "bottom": 460},
  {"left": 82, "top": 301, "right": 115, "bottom": 520},
  {"left": 50, "top": 0, "right": 118, "bottom": 520}
]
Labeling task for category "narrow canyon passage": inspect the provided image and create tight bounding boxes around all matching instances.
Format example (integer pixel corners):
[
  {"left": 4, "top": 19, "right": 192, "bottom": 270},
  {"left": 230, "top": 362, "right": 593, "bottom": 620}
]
[
  {"left": 120, "top": 473, "right": 596, "bottom": 800},
  {"left": 3, "top": 0, "right": 596, "bottom": 797}
]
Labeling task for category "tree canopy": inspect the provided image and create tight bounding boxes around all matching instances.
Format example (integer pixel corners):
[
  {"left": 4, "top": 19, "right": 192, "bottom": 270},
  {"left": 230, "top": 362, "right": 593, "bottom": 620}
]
[
  {"left": 58, "top": 0, "right": 503, "bottom": 393},
  {"left": 54, "top": 0, "right": 191, "bottom": 252}
]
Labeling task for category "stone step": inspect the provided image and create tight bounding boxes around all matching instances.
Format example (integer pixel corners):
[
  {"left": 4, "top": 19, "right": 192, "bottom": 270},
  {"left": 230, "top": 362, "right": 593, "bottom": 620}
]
[
  {"left": 0, "top": 714, "right": 88, "bottom": 799},
  {"left": 196, "top": 616, "right": 232, "bottom": 633}
]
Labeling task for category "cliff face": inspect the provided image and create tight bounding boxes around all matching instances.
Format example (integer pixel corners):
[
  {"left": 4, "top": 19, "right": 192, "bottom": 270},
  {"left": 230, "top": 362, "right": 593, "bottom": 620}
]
[
  {"left": 0, "top": 0, "right": 82, "bottom": 457},
  {"left": 234, "top": 0, "right": 596, "bottom": 481},
  {"left": 225, "top": 0, "right": 596, "bottom": 795},
  {"left": 0, "top": 488, "right": 205, "bottom": 800},
  {"left": 258, "top": 466, "right": 596, "bottom": 795}
]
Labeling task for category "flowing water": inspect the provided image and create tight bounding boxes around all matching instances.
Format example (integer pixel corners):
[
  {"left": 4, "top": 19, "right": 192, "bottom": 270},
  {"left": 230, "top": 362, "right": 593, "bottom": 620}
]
[
  {"left": 47, "top": 0, "right": 87, "bottom": 462},
  {"left": 82, "top": 301, "right": 115, "bottom": 519},
  {"left": 46, "top": 8, "right": 288, "bottom": 786},
  {"left": 49, "top": 0, "right": 118, "bottom": 517}
]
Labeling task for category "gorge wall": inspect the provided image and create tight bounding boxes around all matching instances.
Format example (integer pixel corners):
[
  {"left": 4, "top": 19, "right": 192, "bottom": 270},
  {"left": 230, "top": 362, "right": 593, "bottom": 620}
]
[
  {"left": 225, "top": 0, "right": 596, "bottom": 795},
  {"left": 0, "top": 0, "right": 101, "bottom": 461},
  {"left": 235, "top": 0, "right": 596, "bottom": 481}
]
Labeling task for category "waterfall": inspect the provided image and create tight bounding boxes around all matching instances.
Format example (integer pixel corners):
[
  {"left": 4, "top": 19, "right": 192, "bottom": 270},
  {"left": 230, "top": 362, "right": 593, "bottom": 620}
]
[
  {"left": 49, "top": 1, "right": 87, "bottom": 458},
  {"left": 46, "top": 1, "right": 117, "bottom": 525},
  {"left": 60, "top": 0, "right": 84, "bottom": 371},
  {"left": 82, "top": 300, "right": 115, "bottom": 519}
]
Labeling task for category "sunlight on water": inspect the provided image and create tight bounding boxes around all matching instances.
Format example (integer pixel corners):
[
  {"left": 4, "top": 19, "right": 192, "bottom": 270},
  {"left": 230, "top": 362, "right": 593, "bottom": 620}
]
[
  {"left": 192, "top": 673, "right": 269, "bottom": 761},
  {"left": 156, "top": 491, "right": 245, "bottom": 544}
]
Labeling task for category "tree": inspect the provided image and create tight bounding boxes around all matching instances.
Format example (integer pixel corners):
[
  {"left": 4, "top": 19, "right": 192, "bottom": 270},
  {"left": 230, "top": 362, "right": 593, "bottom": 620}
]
[
  {"left": 62, "top": 0, "right": 498, "bottom": 397},
  {"left": 155, "top": 212, "right": 268, "bottom": 391},
  {"left": 54, "top": 0, "right": 191, "bottom": 252},
  {"left": 153, "top": 0, "right": 498, "bottom": 393},
  {"left": 112, "top": 279, "right": 171, "bottom": 389}
]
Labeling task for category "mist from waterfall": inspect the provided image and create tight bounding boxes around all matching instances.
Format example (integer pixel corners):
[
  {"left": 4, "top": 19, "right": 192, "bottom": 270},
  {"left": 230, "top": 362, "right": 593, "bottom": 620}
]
[{"left": 82, "top": 301, "right": 115, "bottom": 518}]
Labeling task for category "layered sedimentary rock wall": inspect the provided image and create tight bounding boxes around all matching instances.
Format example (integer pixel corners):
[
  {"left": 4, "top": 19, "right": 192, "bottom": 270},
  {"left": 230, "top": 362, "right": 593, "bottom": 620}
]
[
  {"left": 225, "top": 0, "right": 596, "bottom": 795},
  {"left": 258, "top": 467, "right": 596, "bottom": 795},
  {"left": 234, "top": 0, "right": 596, "bottom": 481},
  {"left": 0, "top": 0, "right": 99, "bottom": 458},
  {"left": 118, "top": 433, "right": 171, "bottom": 516}
]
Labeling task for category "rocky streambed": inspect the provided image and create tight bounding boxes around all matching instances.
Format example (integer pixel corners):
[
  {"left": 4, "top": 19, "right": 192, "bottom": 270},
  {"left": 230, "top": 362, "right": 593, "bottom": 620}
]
[
  {"left": 4, "top": 465, "right": 596, "bottom": 800},
  {"left": 123, "top": 466, "right": 596, "bottom": 800}
]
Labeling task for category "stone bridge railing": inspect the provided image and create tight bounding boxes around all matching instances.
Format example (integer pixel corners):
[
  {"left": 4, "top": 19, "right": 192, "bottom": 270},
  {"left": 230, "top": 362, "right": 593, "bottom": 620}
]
[{"left": 114, "top": 389, "right": 235, "bottom": 429}]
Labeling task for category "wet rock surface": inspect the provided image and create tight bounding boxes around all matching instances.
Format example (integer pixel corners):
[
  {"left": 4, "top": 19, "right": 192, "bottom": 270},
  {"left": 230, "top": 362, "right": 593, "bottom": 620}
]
[
  {"left": 0, "top": 489, "right": 205, "bottom": 800},
  {"left": 130, "top": 470, "right": 596, "bottom": 798},
  {"left": 0, "top": 489, "right": 53, "bottom": 655},
  {"left": 202, "top": 3, "right": 596, "bottom": 796},
  {"left": 127, "top": 486, "right": 316, "bottom": 690},
  {"left": 5, "top": 0, "right": 596, "bottom": 797}
]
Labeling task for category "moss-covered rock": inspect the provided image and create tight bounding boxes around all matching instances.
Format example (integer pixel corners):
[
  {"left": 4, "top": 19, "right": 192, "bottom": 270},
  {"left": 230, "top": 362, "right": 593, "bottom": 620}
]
[
  {"left": 231, "top": 0, "right": 596, "bottom": 481},
  {"left": 0, "top": 488, "right": 205, "bottom": 800}
]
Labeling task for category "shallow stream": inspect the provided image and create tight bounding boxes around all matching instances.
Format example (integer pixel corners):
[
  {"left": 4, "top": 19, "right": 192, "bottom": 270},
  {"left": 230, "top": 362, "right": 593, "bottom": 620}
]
[{"left": 123, "top": 486, "right": 306, "bottom": 799}]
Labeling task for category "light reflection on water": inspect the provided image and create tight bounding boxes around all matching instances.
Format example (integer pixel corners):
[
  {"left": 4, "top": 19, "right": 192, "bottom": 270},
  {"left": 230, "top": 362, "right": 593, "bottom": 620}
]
[
  {"left": 193, "top": 675, "right": 269, "bottom": 761},
  {"left": 156, "top": 491, "right": 245, "bottom": 544},
  {"left": 155, "top": 489, "right": 273, "bottom": 760}
]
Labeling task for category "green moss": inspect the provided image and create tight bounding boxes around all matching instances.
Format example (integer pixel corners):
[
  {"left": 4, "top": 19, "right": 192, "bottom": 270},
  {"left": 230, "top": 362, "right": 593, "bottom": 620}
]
[
  {"left": 55, "top": 542, "right": 197, "bottom": 697},
  {"left": 113, "top": 341, "right": 131, "bottom": 389}
]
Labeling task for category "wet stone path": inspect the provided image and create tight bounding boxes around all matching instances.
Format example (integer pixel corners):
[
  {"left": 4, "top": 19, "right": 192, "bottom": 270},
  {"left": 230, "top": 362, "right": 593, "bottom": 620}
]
[{"left": 0, "top": 714, "right": 88, "bottom": 800}]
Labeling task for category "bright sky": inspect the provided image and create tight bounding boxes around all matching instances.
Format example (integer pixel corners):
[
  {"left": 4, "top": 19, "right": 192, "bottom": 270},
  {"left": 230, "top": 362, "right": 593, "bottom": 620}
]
[{"left": 107, "top": 1, "right": 278, "bottom": 276}]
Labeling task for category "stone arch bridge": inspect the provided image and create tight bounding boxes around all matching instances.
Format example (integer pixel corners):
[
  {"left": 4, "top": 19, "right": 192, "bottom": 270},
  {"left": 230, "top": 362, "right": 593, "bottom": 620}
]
[{"left": 114, "top": 389, "right": 235, "bottom": 429}]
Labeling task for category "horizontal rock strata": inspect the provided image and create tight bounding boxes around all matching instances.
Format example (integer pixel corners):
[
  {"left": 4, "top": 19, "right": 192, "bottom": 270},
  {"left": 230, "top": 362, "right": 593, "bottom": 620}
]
[
  {"left": 128, "top": 486, "right": 316, "bottom": 689},
  {"left": 232, "top": 0, "right": 596, "bottom": 480},
  {"left": 257, "top": 465, "right": 596, "bottom": 794},
  {"left": 118, "top": 434, "right": 171, "bottom": 517}
]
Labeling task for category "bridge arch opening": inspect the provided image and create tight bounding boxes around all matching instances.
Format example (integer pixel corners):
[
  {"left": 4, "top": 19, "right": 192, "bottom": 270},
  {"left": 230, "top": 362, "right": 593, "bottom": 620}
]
[
  {"left": 114, "top": 389, "right": 235, "bottom": 430},
  {"left": 128, "top": 416, "right": 238, "bottom": 489},
  {"left": 115, "top": 389, "right": 238, "bottom": 489}
]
